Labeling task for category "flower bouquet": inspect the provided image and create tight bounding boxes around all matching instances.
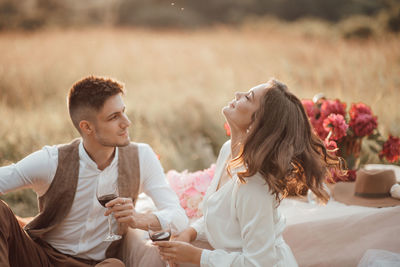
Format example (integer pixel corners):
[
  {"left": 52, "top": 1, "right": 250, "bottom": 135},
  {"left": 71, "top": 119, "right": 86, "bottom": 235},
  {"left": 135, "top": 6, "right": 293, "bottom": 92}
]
[
  {"left": 302, "top": 94, "right": 400, "bottom": 182},
  {"left": 166, "top": 164, "right": 216, "bottom": 219}
]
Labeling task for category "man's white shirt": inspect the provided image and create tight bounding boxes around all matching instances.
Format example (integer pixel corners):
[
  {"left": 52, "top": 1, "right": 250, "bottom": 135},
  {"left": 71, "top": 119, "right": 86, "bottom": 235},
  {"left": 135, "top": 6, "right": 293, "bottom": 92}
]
[{"left": 0, "top": 141, "right": 188, "bottom": 260}]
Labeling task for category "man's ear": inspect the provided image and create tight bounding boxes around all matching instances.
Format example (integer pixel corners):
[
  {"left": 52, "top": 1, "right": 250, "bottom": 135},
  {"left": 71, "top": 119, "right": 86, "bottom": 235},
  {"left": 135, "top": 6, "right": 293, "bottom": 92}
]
[{"left": 79, "top": 120, "right": 93, "bottom": 135}]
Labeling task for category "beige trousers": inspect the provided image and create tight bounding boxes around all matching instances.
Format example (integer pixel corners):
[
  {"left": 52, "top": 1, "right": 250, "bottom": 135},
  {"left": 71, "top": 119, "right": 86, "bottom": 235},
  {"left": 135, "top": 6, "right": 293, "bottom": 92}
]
[
  {"left": 121, "top": 229, "right": 165, "bottom": 267},
  {"left": 122, "top": 230, "right": 213, "bottom": 267},
  {"left": 0, "top": 200, "right": 124, "bottom": 267}
]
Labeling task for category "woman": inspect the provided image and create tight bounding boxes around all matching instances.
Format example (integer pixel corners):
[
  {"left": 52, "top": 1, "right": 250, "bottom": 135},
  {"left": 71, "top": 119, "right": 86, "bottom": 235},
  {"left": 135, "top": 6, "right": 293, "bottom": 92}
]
[{"left": 155, "top": 79, "right": 342, "bottom": 266}]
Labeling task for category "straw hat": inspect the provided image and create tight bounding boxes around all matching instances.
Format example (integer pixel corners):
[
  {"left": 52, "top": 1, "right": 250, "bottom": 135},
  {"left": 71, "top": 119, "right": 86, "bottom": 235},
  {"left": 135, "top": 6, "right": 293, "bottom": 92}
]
[{"left": 332, "top": 168, "right": 400, "bottom": 208}]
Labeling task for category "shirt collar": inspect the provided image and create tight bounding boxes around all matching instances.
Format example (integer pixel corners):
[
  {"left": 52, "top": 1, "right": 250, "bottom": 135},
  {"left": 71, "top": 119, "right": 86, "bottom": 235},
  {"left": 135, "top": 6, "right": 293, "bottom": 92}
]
[{"left": 78, "top": 140, "right": 119, "bottom": 172}]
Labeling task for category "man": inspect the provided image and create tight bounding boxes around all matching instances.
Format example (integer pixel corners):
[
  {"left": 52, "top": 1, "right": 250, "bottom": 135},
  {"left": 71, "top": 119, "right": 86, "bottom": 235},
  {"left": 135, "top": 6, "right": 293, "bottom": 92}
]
[{"left": 0, "top": 76, "right": 188, "bottom": 266}]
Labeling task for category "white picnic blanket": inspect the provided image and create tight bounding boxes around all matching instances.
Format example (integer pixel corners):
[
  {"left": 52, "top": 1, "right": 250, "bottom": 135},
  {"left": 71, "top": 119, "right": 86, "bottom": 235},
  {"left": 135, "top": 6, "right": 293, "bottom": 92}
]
[{"left": 135, "top": 164, "right": 400, "bottom": 266}]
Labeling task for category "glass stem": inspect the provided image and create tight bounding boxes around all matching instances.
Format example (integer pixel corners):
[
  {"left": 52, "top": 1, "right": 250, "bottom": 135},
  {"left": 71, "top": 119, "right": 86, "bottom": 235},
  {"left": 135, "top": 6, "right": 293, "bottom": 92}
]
[{"left": 108, "top": 213, "right": 113, "bottom": 235}]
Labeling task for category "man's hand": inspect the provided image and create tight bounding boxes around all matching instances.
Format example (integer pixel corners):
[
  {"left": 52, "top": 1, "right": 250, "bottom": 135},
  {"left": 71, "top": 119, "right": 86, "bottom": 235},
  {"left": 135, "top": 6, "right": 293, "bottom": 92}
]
[{"left": 104, "top": 197, "right": 159, "bottom": 230}]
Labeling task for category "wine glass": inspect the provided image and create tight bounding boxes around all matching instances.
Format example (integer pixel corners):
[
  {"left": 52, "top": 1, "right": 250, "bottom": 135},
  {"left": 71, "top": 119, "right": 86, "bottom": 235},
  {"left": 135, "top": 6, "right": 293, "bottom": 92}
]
[
  {"left": 96, "top": 179, "right": 122, "bottom": 241},
  {"left": 148, "top": 223, "right": 172, "bottom": 267}
]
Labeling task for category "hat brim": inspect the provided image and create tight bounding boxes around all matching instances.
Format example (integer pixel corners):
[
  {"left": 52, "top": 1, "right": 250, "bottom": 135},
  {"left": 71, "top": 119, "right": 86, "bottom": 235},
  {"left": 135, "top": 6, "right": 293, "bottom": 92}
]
[{"left": 332, "top": 182, "right": 400, "bottom": 208}]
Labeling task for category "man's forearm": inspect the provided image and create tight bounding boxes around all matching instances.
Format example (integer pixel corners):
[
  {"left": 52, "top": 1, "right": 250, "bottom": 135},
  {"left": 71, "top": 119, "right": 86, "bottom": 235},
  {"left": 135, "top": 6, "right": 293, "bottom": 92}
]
[{"left": 131, "top": 212, "right": 160, "bottom": 231}]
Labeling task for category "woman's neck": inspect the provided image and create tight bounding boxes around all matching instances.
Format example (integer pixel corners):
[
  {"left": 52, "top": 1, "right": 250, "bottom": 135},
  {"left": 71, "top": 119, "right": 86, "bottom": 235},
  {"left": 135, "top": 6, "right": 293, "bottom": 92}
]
[{"left": 230, "top": 130, "right": 246, "bottom": 159}]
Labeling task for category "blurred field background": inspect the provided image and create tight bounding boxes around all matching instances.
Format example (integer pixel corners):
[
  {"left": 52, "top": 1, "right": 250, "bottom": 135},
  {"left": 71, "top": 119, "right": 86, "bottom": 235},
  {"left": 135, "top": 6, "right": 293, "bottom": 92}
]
[{"left": 1, "top": 0, "right": 400, "bottom": 216}]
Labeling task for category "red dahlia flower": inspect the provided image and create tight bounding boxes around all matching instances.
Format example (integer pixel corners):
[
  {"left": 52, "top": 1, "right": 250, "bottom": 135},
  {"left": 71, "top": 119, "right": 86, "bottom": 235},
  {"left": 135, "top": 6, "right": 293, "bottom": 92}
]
[
  {"left": 349, "top": 113, "right": 377, "bottom": 137},
  {"left": 320, "top": 99, "right": 346, "bottom": 120},
  {"left": 349, "top": 102, "right": 372, "bottom": 119},
  {"left": 346, "top": 169, "right": 357, "bottom": 182},
  {"left": 379, "top": 135, "right": 400, "bottom": 163},
  {"left": 309, "top": 117, "right": 329, "bottom": 140}
]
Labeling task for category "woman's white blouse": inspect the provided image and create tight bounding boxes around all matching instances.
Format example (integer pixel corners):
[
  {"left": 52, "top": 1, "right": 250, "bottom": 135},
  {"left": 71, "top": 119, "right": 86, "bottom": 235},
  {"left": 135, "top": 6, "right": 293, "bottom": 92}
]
[{"left": 191, "top": 141, "right": 298, "bottom": 267}]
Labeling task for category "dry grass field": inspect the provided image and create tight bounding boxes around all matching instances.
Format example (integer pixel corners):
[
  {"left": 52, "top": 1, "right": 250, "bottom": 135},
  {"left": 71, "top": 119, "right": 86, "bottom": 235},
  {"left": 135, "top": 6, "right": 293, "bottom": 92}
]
[{"left": 0, "top": 22, "right": 399, "bottom": 216}]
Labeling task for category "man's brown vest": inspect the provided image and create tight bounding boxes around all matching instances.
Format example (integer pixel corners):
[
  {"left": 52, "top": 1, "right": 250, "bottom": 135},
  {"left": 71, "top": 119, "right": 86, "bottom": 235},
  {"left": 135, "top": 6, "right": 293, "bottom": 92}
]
[{"left": 24, "top": 139, "right": 141, "bottom": 260}]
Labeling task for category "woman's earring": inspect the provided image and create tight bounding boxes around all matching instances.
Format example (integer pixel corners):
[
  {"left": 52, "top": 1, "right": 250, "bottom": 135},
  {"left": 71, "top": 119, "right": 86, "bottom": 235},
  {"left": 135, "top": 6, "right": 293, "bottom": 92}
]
[{"left": 246, "top": 123, "right": 253, "bottom": 134}]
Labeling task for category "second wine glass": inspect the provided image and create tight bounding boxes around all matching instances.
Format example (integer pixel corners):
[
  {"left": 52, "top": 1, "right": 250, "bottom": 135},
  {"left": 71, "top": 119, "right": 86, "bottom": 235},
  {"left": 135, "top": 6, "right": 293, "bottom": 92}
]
[
  {"left": 96, "top": 179, "right": 122, "bottom": 242},
  {"left": 148, "top": 223, "right": 172, "bottom": 267}
]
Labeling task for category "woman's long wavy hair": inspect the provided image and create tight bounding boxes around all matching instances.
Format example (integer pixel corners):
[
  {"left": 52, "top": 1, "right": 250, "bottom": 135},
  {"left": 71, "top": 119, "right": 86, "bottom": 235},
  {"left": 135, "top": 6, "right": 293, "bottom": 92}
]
[{"left": 229, "top": 79, "right": 344, "bottom": 204}]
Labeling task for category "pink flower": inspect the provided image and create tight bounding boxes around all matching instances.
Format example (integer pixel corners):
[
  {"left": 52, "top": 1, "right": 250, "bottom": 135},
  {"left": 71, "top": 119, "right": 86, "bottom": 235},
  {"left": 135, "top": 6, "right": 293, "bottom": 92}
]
[
  {"left": 179, "top": 187, "right": 197, "bottom": 212},
  {"left": 379, "top": 135, "right": 400, "bottom": 163},
  {"left": 349, "top": 113, "right": 377, "bottom": 137},
  {"left": 180, "top": 187, "right": 204, "bottom": 218},
  {"left": 179, "top": 196, "right": 188, "bottom": 209},
  {"left": 324, "top": 139, "right": 338, "bottom": 154},
  {"left": 186, "top": 192, "right": 203, "bottom": 210},
  {"left": 349, "top": 103, "right": 372, "bottom": 119},
  {"left": 166, "top": 164, "right": 215, "bottom": 219},
  {"left": 320, "top": 99, "right": 346, "bottom": 120},
  {"left": 183, "top": 187, "right": 199, "bottom": 198},
  {"left": 194, "top": 171, "right": 214, "bottom": 193},
  {"left": 204, "top": 164, "right": 216, "bottom": 178},
  {"left": 302, "top": 99, "right": 323, "bottom": 138},
  {"left": 323, "top": 114, "right": 348, "bottom": 140},
  {"left": 302, "top": 99, "right": 319, "bottom": 120},
  {"left": 185, "top": 208, "right": 200, "bottom": 218},
  {"left": 328, "top": 168, "right": 356, "bottom": 183},
  {"left": 166, "top": 170, "right": 186, "bottom": 195},
  {"left": 314, "top": 118, "right": 329, "bottom": 140}
]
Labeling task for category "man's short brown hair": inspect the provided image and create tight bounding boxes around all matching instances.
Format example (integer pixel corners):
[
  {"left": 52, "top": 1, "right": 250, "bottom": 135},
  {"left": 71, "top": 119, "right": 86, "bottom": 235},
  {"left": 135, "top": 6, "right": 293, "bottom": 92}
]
[{"left": 68, "top": 76, "right": 125, "bottom": 131}]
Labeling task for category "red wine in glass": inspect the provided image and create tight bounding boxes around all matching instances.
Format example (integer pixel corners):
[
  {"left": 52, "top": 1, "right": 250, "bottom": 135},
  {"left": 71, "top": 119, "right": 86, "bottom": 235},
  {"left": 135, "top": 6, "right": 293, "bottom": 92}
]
[
  {"left": 97, "top": 194, "right": 118, "bottom": 207},
  {"left": 148, "top": 224, "right": 173, "bottom": 267},
  {"left": 149, "top": 231, "right": 171, "bottom": 242},
  {"left": 96, "top": 180, "right": 121, "bottom": 242}
]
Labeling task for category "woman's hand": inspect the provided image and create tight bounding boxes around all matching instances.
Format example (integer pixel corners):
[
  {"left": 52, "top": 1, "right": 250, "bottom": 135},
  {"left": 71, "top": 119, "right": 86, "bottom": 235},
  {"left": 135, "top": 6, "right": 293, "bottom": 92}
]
[{"left": 154, "top": 241, "right": 203, "bottom": 265}]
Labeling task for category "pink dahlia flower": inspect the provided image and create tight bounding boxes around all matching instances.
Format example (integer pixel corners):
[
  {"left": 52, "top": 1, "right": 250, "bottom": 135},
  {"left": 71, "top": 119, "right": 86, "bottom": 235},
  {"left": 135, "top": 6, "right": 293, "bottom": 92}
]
[
  {"left": 324, "top": 139, "right": 338, "bottom": 153},
  {"left": 302, "top": 99, "right": 318, "bottom": 119},
  {"left": 320, "top": 99, "right": 346, "bottom": 120},
  {"left": 323, "top": 114, "right": 348, "bottom": 140}
]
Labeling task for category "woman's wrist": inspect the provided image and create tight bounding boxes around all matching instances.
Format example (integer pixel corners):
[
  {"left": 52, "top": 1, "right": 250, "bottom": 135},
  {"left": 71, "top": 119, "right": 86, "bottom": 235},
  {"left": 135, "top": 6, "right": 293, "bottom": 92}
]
[{"left": 191, "top": 247, "right": 203, "bottom": 265}]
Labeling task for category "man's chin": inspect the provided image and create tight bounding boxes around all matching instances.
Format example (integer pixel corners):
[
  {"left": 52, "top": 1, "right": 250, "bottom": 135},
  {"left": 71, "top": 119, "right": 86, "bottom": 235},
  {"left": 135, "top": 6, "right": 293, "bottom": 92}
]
[
  {"left": 94, "top": 136, "right": 131, "bottom": 148},
  {"left": 117, "top": 136, "right": 131, "bottom": 147},
  {"left": 117, "top": 142, "right": 130, "bottom": 147}
]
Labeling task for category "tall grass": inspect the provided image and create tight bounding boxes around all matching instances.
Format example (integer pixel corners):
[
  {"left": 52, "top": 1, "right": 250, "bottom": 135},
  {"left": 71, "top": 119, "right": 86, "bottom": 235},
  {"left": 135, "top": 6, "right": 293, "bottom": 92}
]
[{"left": 0, "top": 24, "right": 399, "bottom": 216}]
